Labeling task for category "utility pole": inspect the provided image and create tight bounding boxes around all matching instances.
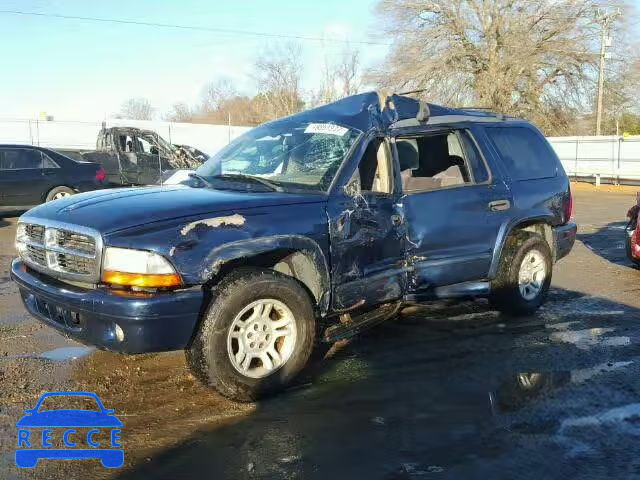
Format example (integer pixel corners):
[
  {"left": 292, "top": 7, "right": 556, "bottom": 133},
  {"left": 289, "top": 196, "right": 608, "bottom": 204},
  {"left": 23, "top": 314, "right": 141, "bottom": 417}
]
[{"left": 595, "top": 7, "right": 620, "bottom": 136}]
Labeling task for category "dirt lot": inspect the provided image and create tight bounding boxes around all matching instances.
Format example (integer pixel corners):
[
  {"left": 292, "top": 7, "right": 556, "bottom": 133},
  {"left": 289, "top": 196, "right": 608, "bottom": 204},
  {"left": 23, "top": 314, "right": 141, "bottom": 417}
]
[{"left": 2, "top": 186, "right": 640, "bottom": 479}]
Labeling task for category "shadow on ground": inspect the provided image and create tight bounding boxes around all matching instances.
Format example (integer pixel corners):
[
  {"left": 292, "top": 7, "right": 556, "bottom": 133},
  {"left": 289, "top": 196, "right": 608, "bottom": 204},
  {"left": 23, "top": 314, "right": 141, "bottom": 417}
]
[
  {"left": 578, "top": 221, "right": 638, "bottom": 270},
  {"left": 91, "top": 287, "right": 640, "bottom": 480}
]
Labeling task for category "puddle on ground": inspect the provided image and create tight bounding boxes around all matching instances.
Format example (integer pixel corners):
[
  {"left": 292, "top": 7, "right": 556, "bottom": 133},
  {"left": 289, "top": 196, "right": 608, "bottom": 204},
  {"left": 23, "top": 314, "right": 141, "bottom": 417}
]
[
  {"left": 492, "top": 361, "right": 633, "bottom": 413},
  {"left": 549, "top": 328, "right": 631, "bottom": 350},
  {"left": 1, "top": 346, "right": 95, "bottom": 362},
  {"left": 39, "top": 346, "right": 95, "bottom": 362},
  {"left": 560, "top": 403, "right": 640, "bottom": 432}
]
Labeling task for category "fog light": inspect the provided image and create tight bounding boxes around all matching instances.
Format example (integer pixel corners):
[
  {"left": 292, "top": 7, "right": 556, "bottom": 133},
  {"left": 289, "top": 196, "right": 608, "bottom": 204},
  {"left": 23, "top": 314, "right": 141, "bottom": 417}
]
[{"left": 114, "top": 323, "right": 125, "bottom": 342}]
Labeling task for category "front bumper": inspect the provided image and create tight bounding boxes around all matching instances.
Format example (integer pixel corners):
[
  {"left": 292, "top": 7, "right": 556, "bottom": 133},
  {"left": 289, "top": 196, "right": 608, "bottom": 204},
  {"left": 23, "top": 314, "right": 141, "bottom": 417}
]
[
  {"left": 552, "top": 222, "right": 577, "bottom": 262},
  {"left": 11, "top": 259, "right": 205, "bottom": 353}
]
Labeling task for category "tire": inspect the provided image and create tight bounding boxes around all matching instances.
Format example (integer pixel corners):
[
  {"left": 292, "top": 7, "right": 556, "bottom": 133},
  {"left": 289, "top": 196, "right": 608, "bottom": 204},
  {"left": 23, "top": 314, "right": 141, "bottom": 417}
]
[
  {"left": 186, "top": 267, "right": 316, "bottom": 401},
  {"left": 490, "top": 232, "right": 552, "bottom": 316},
  {"left": 45, "top": 186, "right": 75, "bottom": 202}
]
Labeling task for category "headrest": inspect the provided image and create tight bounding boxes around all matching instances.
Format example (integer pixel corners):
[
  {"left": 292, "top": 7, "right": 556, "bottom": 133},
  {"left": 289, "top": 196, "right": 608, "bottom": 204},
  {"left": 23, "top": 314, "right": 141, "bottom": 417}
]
[{"left": 396, "top": 140, "right": 419, "bottom": 171}]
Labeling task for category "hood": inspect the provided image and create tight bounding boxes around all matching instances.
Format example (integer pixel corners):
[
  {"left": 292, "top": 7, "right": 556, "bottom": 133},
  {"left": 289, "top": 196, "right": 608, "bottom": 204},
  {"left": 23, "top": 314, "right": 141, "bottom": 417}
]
[{"left": 24, "top": 186, "right": 326, "bottom": 234}]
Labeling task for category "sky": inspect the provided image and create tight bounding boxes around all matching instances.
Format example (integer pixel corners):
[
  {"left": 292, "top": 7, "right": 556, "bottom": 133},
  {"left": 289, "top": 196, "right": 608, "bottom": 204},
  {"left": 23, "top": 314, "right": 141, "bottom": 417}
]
[{"left": 0, "top": 0, "right": 388, "bottom": 120}]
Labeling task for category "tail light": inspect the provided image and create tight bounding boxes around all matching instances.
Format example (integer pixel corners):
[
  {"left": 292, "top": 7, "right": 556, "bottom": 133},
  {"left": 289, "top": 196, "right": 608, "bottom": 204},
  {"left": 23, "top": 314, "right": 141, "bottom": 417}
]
[
  {"left": 564, "top": 188, "right": 573, "bottom": 224},
  {"left": 95, "top": 168, "right": 106, "bottom": 182}
]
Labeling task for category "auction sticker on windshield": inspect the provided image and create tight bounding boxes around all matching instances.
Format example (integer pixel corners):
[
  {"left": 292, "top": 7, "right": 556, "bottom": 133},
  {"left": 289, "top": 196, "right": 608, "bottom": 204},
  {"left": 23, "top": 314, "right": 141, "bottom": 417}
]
[
  {"left": 304, "top": 123, "right": 349, "bottom": 136},
  {"left": 15, "top": 391, "right": 123, "bottom": 468}
]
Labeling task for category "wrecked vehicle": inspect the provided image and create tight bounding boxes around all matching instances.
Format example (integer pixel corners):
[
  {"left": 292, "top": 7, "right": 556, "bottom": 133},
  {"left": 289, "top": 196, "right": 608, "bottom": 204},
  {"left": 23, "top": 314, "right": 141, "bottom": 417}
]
[
  {"left": 11, "top": 92, "right": 576, "bottom": 401},
  {"left": 626, "top": 193, "right": 640, "bottom": 266},
  {"left": 58, "top": 126, "right": 206, "bottom": 186}
]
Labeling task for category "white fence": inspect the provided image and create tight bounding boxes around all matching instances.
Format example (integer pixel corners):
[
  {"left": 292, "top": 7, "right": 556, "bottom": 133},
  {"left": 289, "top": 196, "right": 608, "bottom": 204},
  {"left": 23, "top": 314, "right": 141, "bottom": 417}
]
[
  {"left": 0, "top": 118, "right": 251, "bottom": 156},
  {"left": 2, "top": 119, "right": 640, "bottom": 184},
  {"left": 548, "top": 136, "right": 640, "bottom": 184}
]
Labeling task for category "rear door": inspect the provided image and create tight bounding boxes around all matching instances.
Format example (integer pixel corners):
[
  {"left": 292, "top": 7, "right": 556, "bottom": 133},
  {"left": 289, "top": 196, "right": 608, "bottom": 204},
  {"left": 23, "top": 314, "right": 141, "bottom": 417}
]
[
  {"left": 0, "top": 148, "right": 50, "bottom": 206},
  {"left": 394, "top": 126, "right": 512, "bottom": 290}
]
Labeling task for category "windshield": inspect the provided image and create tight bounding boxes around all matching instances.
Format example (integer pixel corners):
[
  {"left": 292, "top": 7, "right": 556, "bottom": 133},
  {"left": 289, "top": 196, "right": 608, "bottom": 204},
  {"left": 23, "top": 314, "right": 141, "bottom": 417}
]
[
  {"left": 141, "top": 131, "right": 176, "bottom": 155},
  {"left": 196, "top": 120, "right": 361, "bottom": 192}
]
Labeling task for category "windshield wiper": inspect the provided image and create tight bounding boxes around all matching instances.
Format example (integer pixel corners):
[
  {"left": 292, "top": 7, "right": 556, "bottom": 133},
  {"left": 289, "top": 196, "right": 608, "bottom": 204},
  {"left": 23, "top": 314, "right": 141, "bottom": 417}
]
[
  {"left": 188, "top": 172, "right": 214, "bottom": 188},
  {"left": 212, "top": 173, "right": 284, "bottom": 192}
]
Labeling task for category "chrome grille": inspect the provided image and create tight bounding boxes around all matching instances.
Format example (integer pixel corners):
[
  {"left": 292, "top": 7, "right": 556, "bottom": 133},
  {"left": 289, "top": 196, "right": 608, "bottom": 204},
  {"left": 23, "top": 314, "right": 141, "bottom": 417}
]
[
  {"left": 25, "top": 224, "right": 45, "bottom": 244},
  {"left": 25, "top": 244, "right": 47, "bottom": 267},
  {"left": 51, "top": 252, "right": 94, "bottom": 275},
  {"left": 16, "top": 218, "right": 102, "bottom": 282},
  {"left": 56, "top": 230, "right": 96, "bottom": 255}
]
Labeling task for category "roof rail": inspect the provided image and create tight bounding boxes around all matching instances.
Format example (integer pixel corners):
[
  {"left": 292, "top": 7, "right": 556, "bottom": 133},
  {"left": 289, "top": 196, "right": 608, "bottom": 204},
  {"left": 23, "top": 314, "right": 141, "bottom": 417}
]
[{"left": 460, "top": 107, "right": 505, "bottom": 120}]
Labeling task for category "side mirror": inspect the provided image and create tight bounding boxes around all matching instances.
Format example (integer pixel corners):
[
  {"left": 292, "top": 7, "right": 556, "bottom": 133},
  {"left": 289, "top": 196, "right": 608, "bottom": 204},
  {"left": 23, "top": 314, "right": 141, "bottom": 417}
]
[{"left": 150, "top": 146, "right": 159, "bottom": 155}]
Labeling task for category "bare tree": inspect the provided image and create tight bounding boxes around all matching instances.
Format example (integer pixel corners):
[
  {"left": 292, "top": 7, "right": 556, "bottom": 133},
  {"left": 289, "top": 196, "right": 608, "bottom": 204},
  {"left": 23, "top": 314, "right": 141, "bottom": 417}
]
[
  {"left": 164, "top": 102, "right": 194, "bottom": 122},
  {"left": 313, "top": 46, "right": 362, "bottom": 106},
  {"left": 254, "top": 42, "right": 304, "bottom": 119},
  {"left": 336, "top": 48, "right": 361, "bottom": 98},
  {"left": 371, "top": 0, "right": 635, "bottom": 134},
  {"left": 200, "top": 78, "right": 238, "bottom": 112},
  {"left": 116, "top": 97, "right": 154, "bottom": 120}
]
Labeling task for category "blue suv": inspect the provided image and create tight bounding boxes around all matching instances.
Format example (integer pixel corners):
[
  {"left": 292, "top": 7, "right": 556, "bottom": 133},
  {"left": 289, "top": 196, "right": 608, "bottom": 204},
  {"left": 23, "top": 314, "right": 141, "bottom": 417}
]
[{"left": 11, "top": 92, "right": 576, "bottom": 401}]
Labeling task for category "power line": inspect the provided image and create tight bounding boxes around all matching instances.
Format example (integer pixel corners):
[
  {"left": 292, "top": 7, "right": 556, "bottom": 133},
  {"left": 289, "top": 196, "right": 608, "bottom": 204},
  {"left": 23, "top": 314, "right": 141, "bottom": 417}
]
[{"left": 0, "top": 9, "right": 391, "bottom": 46}]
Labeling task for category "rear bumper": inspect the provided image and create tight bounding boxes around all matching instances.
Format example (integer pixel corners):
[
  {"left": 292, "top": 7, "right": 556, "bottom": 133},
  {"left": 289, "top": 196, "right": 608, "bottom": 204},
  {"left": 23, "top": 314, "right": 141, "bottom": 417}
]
[
  {"left": 552, "top": 222, "right": 577, "bottom": 262},
  {"left": 11, "top": 259, "right": 204, "bottom": 353}
]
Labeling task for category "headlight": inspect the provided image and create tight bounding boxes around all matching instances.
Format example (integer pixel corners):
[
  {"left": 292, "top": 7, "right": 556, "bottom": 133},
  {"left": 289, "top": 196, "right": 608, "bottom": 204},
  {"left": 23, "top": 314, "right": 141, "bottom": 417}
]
[
  {"left": 15, "top": 223, "right": 28, "bottom": 258},
  {"left": 101, "top": 247, "right": 182, "bottom": 288}
]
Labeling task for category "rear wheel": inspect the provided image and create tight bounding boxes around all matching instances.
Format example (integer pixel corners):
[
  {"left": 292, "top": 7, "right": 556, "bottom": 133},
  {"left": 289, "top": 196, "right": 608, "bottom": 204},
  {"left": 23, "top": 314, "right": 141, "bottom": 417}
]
[
  {"left": 490, "top": 232, "right": 552, "bottom": 316},
  {"left": 46, "top": 186, "right": 75, "bottom": 202},
  {"left": 186, "top": 267, "right": 316, "bottom": 401}
]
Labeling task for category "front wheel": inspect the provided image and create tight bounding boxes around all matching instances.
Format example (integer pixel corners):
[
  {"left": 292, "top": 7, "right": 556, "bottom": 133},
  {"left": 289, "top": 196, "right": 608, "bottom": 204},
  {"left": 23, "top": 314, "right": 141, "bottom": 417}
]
[
  {"left": 490, "top": 232, "right": 552, "bottom": 316},
  {"left": 186, "top": 268, "right": 316, "bottom": 401}
]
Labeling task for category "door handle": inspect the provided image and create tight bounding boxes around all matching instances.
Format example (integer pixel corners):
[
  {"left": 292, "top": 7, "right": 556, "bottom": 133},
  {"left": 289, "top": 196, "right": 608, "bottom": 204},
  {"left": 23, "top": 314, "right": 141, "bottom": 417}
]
[
  {"left": 390, "top": 214, "right": 404, "bottom": 226},
  {"left": 488, "top": 199, "right": 511, "bottom": 212}
]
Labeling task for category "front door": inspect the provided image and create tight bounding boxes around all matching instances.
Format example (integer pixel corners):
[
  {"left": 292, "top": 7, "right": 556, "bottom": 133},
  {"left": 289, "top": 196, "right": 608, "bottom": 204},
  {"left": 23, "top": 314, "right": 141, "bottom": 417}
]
[
  {"left": 393, "top": 126, "right": 511, "bottom": 290},
  {"left": 327, "top": 137, "right": 406, "bottom": 311},
  {"left": 0, "top": 147, "right": 49, "bottom": 206}
]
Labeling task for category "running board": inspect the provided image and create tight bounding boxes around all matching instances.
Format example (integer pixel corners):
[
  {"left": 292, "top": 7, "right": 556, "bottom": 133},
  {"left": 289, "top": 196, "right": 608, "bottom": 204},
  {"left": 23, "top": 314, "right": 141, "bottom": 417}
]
[
  {"left": 323, "top": 302, "right": 402, "bottom": 343},
  {"left": 404, "top": 281, "right": 491, "bottom": 303}
]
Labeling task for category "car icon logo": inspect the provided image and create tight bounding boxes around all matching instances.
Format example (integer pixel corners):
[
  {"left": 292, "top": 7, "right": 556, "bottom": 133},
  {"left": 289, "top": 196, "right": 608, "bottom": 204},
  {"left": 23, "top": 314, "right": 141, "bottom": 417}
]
[{"left": 15, "top": 391, "right": 123, "bottom": 468}]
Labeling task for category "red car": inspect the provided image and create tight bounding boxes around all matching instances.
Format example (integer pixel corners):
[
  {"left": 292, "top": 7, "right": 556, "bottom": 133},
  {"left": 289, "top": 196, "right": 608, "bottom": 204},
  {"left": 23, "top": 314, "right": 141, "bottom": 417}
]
[{"left": 626, "top": 193, "right": 640, "bottom": 266}]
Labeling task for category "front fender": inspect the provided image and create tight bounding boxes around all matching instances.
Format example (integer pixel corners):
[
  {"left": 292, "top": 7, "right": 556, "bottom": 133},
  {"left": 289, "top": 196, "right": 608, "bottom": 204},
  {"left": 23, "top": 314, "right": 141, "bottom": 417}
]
[{"left": 202, "top": 235, "right": 330, "bottom": 298}]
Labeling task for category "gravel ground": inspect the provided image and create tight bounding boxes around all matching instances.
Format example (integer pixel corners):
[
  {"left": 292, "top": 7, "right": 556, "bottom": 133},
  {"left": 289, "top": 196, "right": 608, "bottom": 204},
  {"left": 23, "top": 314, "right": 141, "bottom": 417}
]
[{"left": 1, "top": 186, "right": 640, "bottom": 479}]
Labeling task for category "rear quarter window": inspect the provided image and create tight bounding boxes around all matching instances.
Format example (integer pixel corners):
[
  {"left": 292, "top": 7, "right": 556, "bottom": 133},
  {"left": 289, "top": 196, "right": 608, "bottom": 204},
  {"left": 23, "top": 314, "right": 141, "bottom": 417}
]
[{"left": 485, "top": 126, "right": 558, "bottom": 181}]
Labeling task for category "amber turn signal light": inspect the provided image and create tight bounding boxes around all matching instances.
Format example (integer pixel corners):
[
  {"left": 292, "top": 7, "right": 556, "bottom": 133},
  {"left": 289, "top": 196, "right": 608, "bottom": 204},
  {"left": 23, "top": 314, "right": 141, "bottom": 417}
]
[{"left": 102, "top": 271, "right": 182, "bottom": 288}]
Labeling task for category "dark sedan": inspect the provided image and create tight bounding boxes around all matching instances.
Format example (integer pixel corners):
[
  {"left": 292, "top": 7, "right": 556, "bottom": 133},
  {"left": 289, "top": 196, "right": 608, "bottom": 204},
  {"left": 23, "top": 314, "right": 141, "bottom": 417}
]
[{"left": 0, "top": 145, "right": 106, "bottom": 209}]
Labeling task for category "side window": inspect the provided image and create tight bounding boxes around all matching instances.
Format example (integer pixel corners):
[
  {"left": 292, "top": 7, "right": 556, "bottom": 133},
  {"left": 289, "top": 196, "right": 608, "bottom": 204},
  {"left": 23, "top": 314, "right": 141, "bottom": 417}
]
[
  {"left": 118, "top": 135, "right": 134, "bottom": 153},
  {"left": 396, "top": 131, "right": 475, "bottom": 192},
  {"left": 42, "top": 153, "right": 59, "bottom": 168},
  {"left": 485, "top": 126, "right": 557, "bottom": 180},
  {"left": 137, "top": 136, "right": 153, "bottom": 153},
  {"left": 354, "top": 138, "right": 392, "bottom": 194},
  {"left": 0, "top": 149, "right": 42, "bottom": 169}
]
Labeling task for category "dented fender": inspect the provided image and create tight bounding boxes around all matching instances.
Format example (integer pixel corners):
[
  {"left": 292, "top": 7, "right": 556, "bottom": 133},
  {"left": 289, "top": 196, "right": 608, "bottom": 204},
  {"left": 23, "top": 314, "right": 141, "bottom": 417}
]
[{"left": 103, "top": 201, "right": 331, "bottom": 312}]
